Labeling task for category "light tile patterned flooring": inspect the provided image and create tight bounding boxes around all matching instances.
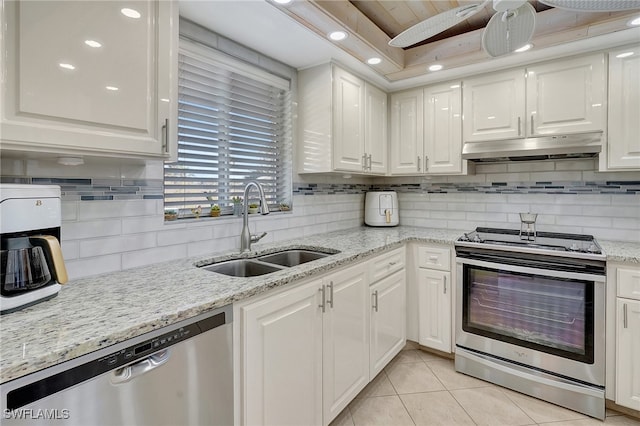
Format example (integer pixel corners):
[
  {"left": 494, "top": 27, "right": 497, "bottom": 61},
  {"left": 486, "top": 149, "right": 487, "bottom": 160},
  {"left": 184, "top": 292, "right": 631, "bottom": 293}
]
[{"left": 330, "top": 342, "right": 640, "bottom": 426}]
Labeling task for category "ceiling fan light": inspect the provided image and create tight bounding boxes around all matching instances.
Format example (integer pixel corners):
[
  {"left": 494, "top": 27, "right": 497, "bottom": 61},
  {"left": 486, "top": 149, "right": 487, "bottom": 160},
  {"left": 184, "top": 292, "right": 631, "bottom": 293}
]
[
  {"left": 429, "top": 64, "right": 443, "bottom": 72},
  {"left": 328, "top": 31, "right": 347, "bottom": 41},
  {"left": 515, "top": 43, "right": 533, "bottom": 52},
  {"left": 367, "top": 57, "right": 382, "bottom": 65}
]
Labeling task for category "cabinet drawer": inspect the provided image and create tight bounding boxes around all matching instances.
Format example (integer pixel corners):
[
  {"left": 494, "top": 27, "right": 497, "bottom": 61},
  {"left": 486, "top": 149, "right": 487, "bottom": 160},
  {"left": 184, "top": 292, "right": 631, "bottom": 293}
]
[
  {"left": 417, "top": 246, "right": 451, "bottom": 271},
  {"left": 617, "top": 267, "right": 640, "bottom": 301},
  {"left": 370, "top": 247, "right": 405, "bottom": 283}
]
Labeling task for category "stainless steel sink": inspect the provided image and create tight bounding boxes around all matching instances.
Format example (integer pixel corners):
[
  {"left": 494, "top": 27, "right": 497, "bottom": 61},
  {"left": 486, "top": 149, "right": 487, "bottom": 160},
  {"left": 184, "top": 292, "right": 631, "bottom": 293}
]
[
  {"left": 257, "top": 249, "right": 331, "bottom": 267},
  {"left": 200, "top": 259, "right": 284, "bottom": 277},
  {"left": 199, "top": 248, "right": 338, "bottom": 277}
]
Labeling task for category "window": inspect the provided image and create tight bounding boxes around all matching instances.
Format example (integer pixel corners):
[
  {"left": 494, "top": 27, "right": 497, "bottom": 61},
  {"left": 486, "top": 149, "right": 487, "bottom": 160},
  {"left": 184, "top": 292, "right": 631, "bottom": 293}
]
[{"left": 164, "top": 40, "right": 292, "bottom": 218}]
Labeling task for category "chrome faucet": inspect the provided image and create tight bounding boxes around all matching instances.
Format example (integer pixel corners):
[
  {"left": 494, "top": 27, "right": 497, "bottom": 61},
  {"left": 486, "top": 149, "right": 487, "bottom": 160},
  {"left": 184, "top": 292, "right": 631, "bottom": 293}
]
[{"left": 240, "top": 181, "right": 270, "bottom": 253}]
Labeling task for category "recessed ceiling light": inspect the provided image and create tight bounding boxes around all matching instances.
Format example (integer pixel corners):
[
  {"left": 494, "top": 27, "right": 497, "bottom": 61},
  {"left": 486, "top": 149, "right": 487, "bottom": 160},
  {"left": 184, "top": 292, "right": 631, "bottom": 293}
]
[
  {"left": 367, "top": 57, "right": 382, "bottom": 65},
  {"left": 428, "top": 64, "right": 443, "bottom": 72},
  {"left": 450, "top": 84, "right": 460, "bottom": 89},
  {"left": 328, "top": 31, "right": 347, "bottom": 41},
  {"left": 272, "top": 0, "right": 292, "bottom": 3},
  {"left": 59, "top": 63, "right": 75, "bottom": 70},
  {"left": 121, "top": 8, "right": 141, "bottom": 19},
  {"left": 514, "top": 43, "right": 533, "bottom": 53},
  {"left": 105, "top": 86, "right": 119, "bottom": 91},
  {"left": 84, "top": 40, "right": 102, "bottom": 48},
  {"left": 628, "top": 16, "right": 640, "bottom": 26},
  {"left": 616, "top": 51, "right": 635, "bottom": 58}
]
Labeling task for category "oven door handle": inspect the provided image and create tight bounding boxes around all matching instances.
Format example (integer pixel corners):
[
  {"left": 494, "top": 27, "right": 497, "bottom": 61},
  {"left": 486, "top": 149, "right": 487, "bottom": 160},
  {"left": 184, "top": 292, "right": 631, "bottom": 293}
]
[{"left": 457, "top": 258, "right": 605, "bottom": 283}]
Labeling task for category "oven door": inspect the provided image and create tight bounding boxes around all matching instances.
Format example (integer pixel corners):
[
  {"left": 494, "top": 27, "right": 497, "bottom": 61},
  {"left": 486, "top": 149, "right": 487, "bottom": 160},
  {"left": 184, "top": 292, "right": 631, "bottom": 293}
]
[{"left": 456, "top": 253, "right": 605, "bottom": 386}]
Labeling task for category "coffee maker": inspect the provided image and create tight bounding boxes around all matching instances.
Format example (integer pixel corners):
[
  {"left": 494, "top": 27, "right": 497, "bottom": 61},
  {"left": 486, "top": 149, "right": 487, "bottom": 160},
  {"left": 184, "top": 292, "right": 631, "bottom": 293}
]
[{"left": 0, "top": 184, "right": 68, "bottom": 314}]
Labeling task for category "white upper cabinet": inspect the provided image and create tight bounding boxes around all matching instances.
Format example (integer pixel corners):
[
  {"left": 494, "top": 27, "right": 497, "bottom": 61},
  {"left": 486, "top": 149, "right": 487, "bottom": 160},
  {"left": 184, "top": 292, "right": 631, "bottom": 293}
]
[
  {"left": 424, "top": 82, "right": 465, "bottom": 174},
  {"left": 389, "top": 88, "right": 424, "bottom": 175},
  {"left": 0, "top": 0, "right": 178, "bottom": 159},
  {"left": 463, "top": 69, "right": 525, "bottom": 142},
  {"left": 604, "top": 47, "right": 640, "bottom": 170},
  {"left": 526, "top": 54, "right": 605, "bottom": 136},
  {"left": 333, "top": 66, "right": 366, "bottom": 172},
  {"left": 365, "top": 83, "right": 388, "bottom": 174},
  {"left": 298, "top": 63, "right": 387, "bottom": 175}
]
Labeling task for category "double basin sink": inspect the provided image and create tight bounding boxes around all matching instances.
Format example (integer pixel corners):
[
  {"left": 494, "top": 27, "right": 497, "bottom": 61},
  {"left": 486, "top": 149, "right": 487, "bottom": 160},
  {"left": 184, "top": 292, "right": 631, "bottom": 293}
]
[{"left": 199, "top": 248, "right": 338, "bottom": 277}]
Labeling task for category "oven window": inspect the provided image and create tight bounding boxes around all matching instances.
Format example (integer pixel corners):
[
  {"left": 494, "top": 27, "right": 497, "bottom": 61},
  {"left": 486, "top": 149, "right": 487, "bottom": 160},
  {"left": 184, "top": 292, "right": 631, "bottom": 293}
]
[{"left": 462, "top": 265, "right": 594, "bottom": 363}]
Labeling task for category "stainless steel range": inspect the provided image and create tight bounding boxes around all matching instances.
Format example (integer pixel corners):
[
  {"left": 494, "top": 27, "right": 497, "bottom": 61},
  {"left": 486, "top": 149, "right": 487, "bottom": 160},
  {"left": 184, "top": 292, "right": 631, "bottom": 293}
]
[{"left": 454, "top": 227, "right": 606, "bottom": 420}]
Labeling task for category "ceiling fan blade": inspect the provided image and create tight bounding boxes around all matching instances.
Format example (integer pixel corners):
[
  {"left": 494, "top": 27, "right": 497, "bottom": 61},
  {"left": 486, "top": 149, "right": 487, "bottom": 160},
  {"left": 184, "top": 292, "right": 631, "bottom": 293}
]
[
  {"left": 539, "top": 0, "right": 640, "bottom": 11},
  {"left": 482, "top": 2, "right": 536, "bottom": 57},
  {"left": 389, "top": 1, "right": 490, "bottom": 48}
]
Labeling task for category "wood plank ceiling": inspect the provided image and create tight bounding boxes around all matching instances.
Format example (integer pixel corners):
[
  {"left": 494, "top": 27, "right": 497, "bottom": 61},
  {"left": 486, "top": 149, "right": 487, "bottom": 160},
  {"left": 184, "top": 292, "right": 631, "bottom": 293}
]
[{"left": 269, "top": 0, "right": 640, "bottom": 81}]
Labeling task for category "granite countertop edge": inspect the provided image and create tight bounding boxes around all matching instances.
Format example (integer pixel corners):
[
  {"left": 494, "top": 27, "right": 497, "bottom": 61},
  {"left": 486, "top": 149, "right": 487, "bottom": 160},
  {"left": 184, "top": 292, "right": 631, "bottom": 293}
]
[{"left": 1, "top": 226, "right": 638, "bottom": 384}]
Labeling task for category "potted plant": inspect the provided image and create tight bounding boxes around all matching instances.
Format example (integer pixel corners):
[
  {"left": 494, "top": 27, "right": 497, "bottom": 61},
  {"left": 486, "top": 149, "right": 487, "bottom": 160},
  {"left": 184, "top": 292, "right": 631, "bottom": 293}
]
[
  {"left": 164, "top": 209, "right": 178, "bottom": 221},
  {"left": 210, "top": 204, "right": 221, "bottom": 217},
  {"left": 191, "top": 205, "right": 202, "bottom": 219},
  {"left": 231, "top": 196, "right": 243, "bottom": 216},
  {"left": 248, "top": 203, "right": 259, "bottom": 214},
  {"left": 279, "top": 202, "right": 290, "bottom": 211}
]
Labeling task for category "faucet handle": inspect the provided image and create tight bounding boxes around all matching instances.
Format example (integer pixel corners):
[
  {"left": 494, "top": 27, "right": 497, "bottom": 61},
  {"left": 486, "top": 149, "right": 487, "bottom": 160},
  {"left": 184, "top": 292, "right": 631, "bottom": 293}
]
[{"left": 251, "top": 232, "right": 268, "bottom": 243}]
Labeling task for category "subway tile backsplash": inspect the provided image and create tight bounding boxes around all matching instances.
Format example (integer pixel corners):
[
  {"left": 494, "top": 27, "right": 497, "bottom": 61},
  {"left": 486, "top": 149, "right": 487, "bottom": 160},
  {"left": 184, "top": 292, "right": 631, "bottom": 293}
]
[{"left": 1, "top": 157, "right": 639, "bottom": 279}]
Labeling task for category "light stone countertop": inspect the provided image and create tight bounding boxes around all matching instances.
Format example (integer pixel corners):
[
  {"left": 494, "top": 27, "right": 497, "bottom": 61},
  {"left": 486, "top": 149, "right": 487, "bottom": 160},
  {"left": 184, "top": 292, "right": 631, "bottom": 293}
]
[{"left": 1, "top": 225, "right": 638, "bottom": 384}]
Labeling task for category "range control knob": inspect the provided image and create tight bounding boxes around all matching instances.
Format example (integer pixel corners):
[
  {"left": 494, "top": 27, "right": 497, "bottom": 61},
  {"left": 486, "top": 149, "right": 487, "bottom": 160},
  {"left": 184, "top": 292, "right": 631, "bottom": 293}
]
[
  {"left": 568, "top": 243, "right": 580, "bottom": 251},
  {"left": 587, "top": 244, "right": 600, "bottom": 253}
]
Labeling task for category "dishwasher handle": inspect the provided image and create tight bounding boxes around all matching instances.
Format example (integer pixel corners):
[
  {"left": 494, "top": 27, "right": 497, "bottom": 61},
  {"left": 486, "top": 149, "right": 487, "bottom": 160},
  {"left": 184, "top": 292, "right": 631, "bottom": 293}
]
[{"left": 110, "top": 349, "right": 171, "bottom": 385}]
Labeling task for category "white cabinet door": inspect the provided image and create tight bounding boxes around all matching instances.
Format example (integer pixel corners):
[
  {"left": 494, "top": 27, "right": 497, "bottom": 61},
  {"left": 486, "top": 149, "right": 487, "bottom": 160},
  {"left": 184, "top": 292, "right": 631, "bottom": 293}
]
[
  {"left": 463, "top": 69, "right": 525, "bottom": 142},
  {"left": 417, "top": 268, "right": 452, "bottom": 353},
  {"left": 370, "top": 270, "right": 406, "bottom": 378},
  {"left": 0, "top": 0, "right": 177, "bottom": 159},
  {"left": 241, "top": 280, "right": 323, "bottom": 426},
  {"left": 616, "top": 298, "right": 640, "bottom": 411},
  {"left": 606, "top": 48, "right": 640, "bottom": 170},
  {"left": 365, "top": 83, "right": 388, "bottom": 174},
  {"left": 390, "top": 89, "right": 424, "bottom": 175},
  {"left": 323, "top": 264, "right": 369, "bottom": 424},
  {"left": 424, "top": 82, "right": 464, "bottom": 174},
  {"left": 333, "top": 66, "right": 366, "bottom": 172},
  {"left": 526, "top": 54, "right": 605, "bottom": 136}
]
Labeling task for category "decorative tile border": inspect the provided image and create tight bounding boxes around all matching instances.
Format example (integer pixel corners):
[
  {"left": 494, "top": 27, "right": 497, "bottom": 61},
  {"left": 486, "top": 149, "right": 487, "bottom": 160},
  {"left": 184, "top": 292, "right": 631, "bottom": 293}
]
[
  {"left": 2, "top": 177, "right": 639, "bottom": 200},
  {"left": 371, "top": 181, "right": 640, "bottom": 195}
]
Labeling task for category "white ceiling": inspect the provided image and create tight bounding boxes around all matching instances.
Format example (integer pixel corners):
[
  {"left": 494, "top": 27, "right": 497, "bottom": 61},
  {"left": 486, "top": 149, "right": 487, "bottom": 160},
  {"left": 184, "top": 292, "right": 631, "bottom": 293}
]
[{"left": 179, "top": 0, "right": 640, "bottom": 92}]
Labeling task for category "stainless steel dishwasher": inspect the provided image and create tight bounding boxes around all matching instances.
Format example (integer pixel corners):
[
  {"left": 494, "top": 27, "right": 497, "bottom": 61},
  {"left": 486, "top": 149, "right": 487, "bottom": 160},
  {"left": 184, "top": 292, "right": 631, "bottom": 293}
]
[{"left": 1, "top": 304, "right": 233, "bottom": 426}]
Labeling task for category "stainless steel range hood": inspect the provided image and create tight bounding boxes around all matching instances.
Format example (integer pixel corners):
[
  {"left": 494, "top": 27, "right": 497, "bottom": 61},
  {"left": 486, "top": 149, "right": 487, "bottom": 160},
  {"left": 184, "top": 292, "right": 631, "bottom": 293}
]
[{"left": 461, "top": 132, "right": 602, "bottom": 162}]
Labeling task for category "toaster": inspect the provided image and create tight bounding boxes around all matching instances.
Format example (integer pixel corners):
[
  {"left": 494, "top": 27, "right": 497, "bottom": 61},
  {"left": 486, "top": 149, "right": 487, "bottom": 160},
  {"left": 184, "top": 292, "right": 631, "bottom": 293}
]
[{"left": 365, "top": 191, "right": 399, "bottom": 227}]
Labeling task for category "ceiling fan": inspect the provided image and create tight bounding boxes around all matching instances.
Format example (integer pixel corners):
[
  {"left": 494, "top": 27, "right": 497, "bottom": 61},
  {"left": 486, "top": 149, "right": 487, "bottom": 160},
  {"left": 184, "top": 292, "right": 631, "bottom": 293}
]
[{"left": 389, "top": 0, "right": 640, "bottom": 57}]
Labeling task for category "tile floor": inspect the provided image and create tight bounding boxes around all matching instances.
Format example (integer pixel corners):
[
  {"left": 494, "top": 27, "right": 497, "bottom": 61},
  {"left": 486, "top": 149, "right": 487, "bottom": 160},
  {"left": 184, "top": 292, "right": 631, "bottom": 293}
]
[{"left": 330, "top": 342, "right": 640, "bottom": 426}]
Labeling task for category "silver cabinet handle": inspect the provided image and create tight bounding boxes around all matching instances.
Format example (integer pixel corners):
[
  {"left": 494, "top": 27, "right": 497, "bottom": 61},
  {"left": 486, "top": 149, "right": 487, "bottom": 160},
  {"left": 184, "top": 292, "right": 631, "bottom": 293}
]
[
  {"left": 111, "top": 349, "right": 170, "bottom": 385},
  {"left": 443, "top": 276, "right": 447, "bottom": 294},
  {"left": 162, "top": 118, "right": 169, "bottom": 154},
  {"left": 328, "top": 281, "right": 334, "bottom": 308},
  {"left": 424, "top": 156, "right": 429, "bottom": 171},
  {"left": 518, "top": 116, "right": 521, "bottom": 136},
  {"left": 623, "top": 303, "right": 628, "bottom": 328},
  {"left": 388, "top": 261, "right": 397, "bottom": 266},
  {"left": 367, "top": 154, "right": 372, "bottom": 171},
  {"left": 362, "top": 153, "right": 367, "bottom": 170},
  {"left": 319, "top": 285, "right": 326, "bottom": 313},
  {"left": 417, "top": 156, "right": 421, "bottom": 172},
  {"left": 372, "top": 290, "right": 379, "bottom": 312},
  {"left": 531, "top": 114, "right": 535, "bottom": 135}
]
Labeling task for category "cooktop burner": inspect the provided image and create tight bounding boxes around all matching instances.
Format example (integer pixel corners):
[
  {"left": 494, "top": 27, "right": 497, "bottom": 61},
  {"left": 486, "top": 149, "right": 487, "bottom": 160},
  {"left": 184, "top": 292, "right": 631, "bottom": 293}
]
[{"left": 456, "top": 227, "right": 604, "bottom": 258}]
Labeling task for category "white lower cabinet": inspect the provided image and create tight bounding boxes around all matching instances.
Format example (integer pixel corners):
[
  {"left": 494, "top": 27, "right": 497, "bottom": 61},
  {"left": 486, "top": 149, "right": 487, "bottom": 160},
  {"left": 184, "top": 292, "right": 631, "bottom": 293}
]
[
  {"left": 417, "top": 268, "right": 451, "bottom": 353},
  {"left": 370, "top": 269, "right": 406, "bottom": 377},
  {"left": 238, "top": 250, "right": 405, "bottom": 426},
  {"left": 416, "top": 245, "right": 453, "bottom": 353},
  {"left": 615, "top": 266, "right": 640, "bottom": 411},
  {"left": 240, "top": 279, "right": 324, "bottom": 426},
  {"left": 322, "top": 264, "right": 369, "bottom": 422}
]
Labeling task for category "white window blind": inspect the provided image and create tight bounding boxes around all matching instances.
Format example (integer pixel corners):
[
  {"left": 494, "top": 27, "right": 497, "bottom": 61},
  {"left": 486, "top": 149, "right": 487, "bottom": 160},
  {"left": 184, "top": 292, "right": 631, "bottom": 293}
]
[{"left": 164, "top": 42, "right": 292, "bottom": 217}]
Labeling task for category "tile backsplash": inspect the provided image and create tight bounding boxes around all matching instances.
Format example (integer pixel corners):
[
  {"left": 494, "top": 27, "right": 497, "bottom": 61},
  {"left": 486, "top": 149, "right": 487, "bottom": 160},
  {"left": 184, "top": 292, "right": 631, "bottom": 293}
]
[{"left": 1, "top": 156, "right": 639, "bottom": 280}]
